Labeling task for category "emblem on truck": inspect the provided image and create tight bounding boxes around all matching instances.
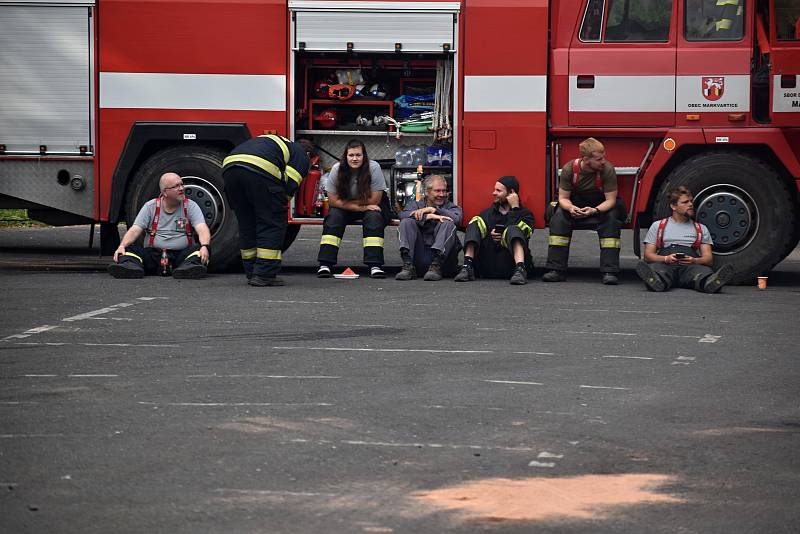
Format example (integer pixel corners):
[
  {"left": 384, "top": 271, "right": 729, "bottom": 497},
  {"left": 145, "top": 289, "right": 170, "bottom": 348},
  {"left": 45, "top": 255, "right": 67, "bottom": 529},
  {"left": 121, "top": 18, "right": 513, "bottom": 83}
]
[{"left": 702, "top": 77, "right": 724, "bottom": 101}]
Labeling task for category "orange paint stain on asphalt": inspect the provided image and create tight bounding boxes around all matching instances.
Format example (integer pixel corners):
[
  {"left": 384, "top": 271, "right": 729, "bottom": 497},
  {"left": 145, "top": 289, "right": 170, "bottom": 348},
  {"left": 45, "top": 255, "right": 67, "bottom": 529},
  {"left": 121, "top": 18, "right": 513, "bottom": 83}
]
[{"left": 416, "top": 474, "right": 682, "bottom": 523}]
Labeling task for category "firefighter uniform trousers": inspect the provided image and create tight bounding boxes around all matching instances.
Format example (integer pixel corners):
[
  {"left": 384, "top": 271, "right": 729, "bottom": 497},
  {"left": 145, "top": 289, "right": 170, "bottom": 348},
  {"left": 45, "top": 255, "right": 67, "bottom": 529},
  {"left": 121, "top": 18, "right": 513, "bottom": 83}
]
[
  {"left": 223, "top": 165, "right": 287, "bottom": 279},
  {"left": 648, "top": 245, "right": 716, "bottom": 291},
  {"left": 318, "top": 207, "right": 386, "bottom": 267},
  {"left": 464, "top": 217, "right": 533, "bottom": 279},
  {"left": 545, "top": 203, "right": 621, "bottom": 274},
  {"left": 119, "top": 244, "right": 202, "bottom": 275},
  {"left": 398, "top": 217, "right": 461, "bottom": 276}
]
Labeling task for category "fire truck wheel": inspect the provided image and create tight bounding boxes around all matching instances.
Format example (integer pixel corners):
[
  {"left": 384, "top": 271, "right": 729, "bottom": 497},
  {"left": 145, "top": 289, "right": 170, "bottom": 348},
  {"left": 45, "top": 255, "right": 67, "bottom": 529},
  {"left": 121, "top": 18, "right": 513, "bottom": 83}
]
[
  {"left": 282, "top": 224, "right": 301, "bottom": 252},
  {"left": 125, "top": 145, "right": 240, "bottom": 272},
  {"left": 654, "top": 151, "right": 796, "bottom": 285}
]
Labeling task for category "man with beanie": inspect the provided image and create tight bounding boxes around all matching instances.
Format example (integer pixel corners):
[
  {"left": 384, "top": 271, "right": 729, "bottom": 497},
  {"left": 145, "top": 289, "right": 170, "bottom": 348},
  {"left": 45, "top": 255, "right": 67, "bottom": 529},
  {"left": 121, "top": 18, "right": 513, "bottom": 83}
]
[
  {"left": 542, "top": 137, "right": 622, "bottom": 285},
  {"left": 454, "top": 176, "right": 534, "bottom": 285},
  {"left": 395, "top": 175, "right": 462, "bottom": 281}
]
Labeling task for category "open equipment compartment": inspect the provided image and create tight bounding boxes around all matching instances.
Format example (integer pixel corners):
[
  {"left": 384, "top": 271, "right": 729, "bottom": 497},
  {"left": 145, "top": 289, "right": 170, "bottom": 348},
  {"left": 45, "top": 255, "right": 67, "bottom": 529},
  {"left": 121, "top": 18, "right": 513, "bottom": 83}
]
[{"left": 288, "top": 0, "right": 459, "bottom": 221}]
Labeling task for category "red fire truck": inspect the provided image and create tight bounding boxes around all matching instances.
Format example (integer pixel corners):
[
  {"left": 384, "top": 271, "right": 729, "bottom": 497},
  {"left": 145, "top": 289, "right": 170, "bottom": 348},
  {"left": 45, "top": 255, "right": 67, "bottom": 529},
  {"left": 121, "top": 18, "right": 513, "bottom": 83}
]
[{"left": 1, "top": 0, "right": 798, "bottom": 282}]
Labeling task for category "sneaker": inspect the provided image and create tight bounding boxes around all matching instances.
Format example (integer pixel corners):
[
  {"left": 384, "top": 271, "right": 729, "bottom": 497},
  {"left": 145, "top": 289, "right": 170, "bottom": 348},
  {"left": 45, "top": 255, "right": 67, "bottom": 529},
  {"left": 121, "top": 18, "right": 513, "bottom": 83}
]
[
  {"left": 423, "top": 263, "right": 443, "bottom": 282},
  {"left": 509, "top": 265, "right": 527, "bottom": 285},
  {"left": 107, "top": 262, "right": 144, "bottom": 279},
  {"left": 454, "top": 264, "right": 475, "bottom": 282},
  {"left": 395, "top": 263, "right": 417, "bottom": 281},
  {"left": 248, "top": 276, "right": 285, "bottom": 287},
  {"left": 172, "top": 263, "right": 207, "bottom": 280},
  {"left": 541, "top": 270, "right": 566, "bottom": 282},
  {"left": 370, "top": 266, "right": 386, "bottom": 279},
  {"left": 317, "top": 265, "right": 332, "bottom": 278},
  {"left": 635, "top": 261, "right": 666, "bottom": 292},
  {"left": 601, "top": 273, "right": 619, "bottom": 285},
  {"left": 702, "top": 264, "right": 735, "bottom": 294}
]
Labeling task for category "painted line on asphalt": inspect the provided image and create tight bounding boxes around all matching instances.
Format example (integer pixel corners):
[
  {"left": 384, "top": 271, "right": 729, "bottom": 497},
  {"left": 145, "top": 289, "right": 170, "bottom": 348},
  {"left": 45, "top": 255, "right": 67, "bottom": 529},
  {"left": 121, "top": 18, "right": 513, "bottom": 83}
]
[
  {"left": 20, "top": 374, "right": 118, "bottom": 378},
  {"left": 579, "top": 385, "right": 631, "bottom": 390},
  {"left": 0, "top": 401, "right": 38, "bottom": 405},
  {"left": 273, "top": 346, "right": 494, "bottom": 354},
  {"left": 187, "top": 374, "right": 341, "bottom": 379},
  {"left": 564, "top": 330, "right": 638, "bottom": 336},
  {"left": 261, "top": 300, "right": 326, "bottom": 305},
  {"left": 602, "top": 355, "right": 653, "bottom": 360},
  {"left": 138, "top": 401, "right": 334, "bottom": 407},
  {"left": 0, "top": 434, "right": 65, "bottom": 438},
  {"left": 484, "top": 380, "right": 544, "bottom": 386},
  {"left": 11, "top": 342, "right": 179, "bottom": 348},
  {"left": 215, "top": 488, "right": 338, "bottom": 497},
  {"left": 1, "top": 325, "right": 59, "bottom": 341},
  {"left": 513, "top": 351, "right": 557, "bottom": 356},
  {"left": 288, "top": 438, "right": 535, "bottom": 452}
]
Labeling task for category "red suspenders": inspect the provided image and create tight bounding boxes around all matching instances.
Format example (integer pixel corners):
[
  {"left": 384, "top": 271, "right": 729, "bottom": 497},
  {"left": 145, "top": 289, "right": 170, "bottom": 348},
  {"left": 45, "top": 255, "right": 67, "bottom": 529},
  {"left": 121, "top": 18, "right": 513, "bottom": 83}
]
[
  {"left": 149, "top": 197, "right": 193, "bottom": 248},
  {"left": 571, "top": 158, "right": 602, "bottom": 191},
  {"left": 655, "top": 218, "right": 702, "bottom": 250}
]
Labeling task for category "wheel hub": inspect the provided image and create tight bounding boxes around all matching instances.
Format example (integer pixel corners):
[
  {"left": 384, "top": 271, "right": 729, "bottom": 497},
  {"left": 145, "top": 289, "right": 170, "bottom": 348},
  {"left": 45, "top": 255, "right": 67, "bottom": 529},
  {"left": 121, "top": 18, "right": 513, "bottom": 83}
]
[
  {"left": 183, "top": 177, "right": 225, "bottom": 236},
  {"left": 695, "top": 186, "right": 755, "bottom": 253}
]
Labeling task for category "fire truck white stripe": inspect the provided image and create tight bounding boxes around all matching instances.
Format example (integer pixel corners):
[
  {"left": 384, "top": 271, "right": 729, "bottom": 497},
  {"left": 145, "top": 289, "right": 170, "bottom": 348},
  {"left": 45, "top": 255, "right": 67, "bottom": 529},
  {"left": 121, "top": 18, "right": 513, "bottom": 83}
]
[
  {"left": 464, "top": 75, "right": 546, "bottom": 112},
  {"left": 569, "top": 75, "right": 675, "bottom": 112},
  {"left": 99, "top": 73, "right": 286, "bottom": 111}
]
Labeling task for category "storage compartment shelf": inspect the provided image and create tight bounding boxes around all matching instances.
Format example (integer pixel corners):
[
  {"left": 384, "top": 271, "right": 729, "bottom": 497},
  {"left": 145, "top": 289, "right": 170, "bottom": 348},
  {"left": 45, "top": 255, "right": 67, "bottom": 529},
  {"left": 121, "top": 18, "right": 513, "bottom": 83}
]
[{"left": 296, "top": 129, "right": 433, "bottom": 137}]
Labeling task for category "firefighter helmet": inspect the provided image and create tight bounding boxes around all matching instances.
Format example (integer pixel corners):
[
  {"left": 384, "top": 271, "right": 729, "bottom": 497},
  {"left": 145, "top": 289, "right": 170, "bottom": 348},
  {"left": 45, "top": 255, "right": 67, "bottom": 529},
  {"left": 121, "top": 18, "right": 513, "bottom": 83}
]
[
  {"left": 314, "top": 108, "right": 338, "bottom": 129},
  {"left": 328, "top": 84, "right": 355, "bottom": 100}
]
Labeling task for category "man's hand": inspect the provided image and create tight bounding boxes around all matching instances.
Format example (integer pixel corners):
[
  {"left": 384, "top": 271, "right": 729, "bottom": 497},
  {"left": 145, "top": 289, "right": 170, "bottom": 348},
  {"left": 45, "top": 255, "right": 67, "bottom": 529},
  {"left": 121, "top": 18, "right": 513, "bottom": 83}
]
[
  {"left": 664, "top": 253, "right": 694, "bottom": 265},
  {"left": 427, "top": 214, "right": 452, "bottom": 223},
  {"left": 199, "top": 246, "right": 210, "bottom": 265},
  {"left": 411, "top": 207, "right": 436, "bottom": 220},
  {"left": 569, "top": 205, "right": 587, "bottom": 219},
  {"left": 363, "top": 204, "right": 381, "bottom": 212},
  {"left": 490, "top": 228, "right": 502, "bottom": 243},
  {"left": 507, "top": 190, "right": 520, "bottom": 209},
  {"left": 113, "top": 245, "right": 126, "bottom": 262}
]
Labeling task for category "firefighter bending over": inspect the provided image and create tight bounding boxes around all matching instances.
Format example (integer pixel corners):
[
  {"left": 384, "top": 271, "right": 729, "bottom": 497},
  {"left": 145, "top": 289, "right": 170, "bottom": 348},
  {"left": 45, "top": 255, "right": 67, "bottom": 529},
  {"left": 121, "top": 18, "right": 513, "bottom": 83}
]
[
  {"left": 317, "top": 139, "right": 391, "bottom": 279},
  {"left": 395, "top": 174, "right": 462, "bottom": 281},
  {"left": 542, "top": 137, "right": 622, "bottom": 285},
  {"left": 222, "top": 135, "right": 311, "bottom": 286},
  {"left": 108, "top": 172, "right": 210, "bottom": 279},
  {"left": 636, "top": 186, "right": 735, "bottom": 293},
  {"left": 454, "top": 176, "right": 534, "bottom": 285}
]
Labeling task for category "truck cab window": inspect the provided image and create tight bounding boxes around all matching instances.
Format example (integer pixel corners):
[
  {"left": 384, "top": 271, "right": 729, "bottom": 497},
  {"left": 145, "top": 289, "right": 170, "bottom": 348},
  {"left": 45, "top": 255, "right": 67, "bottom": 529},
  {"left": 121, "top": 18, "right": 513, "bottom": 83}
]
[
  {"left": 604, "top": 0, "right": 672, "bottom": 42},
  {"left": 775, "top": 0, "right": 800, "bottom": 40},
  {"left": 580, "top": 0, "right": 605, "bottom": 42},
  {"left": 685, "top": 0, "right": 745, "bottom": 41}
]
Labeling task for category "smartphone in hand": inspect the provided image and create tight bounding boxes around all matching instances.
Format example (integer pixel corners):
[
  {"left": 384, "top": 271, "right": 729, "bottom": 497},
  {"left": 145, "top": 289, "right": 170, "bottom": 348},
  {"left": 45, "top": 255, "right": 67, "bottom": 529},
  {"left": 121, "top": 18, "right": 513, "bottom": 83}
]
[
  {"left": 674, "top": 252, "right": 687, "bottom": 259},
  {"left": 493, "top": 224, "right": 506, "bottom": 234}
]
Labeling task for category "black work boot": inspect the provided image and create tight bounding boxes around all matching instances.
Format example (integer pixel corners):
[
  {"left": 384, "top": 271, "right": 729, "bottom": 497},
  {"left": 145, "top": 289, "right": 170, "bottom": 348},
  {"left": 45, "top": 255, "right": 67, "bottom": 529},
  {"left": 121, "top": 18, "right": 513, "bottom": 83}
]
[
  {"left": 248, "top": 276, "right": 285, "bottom": 287},
  {"left": 601, "top": 273, "right": 619, "bottom": 285},
  {"left": 636, "top": 261, "right": 666, "bottom": 292},
  {"left": 541, "top": 270, "right": 566, "bottom": 282},
  {"left": 173, "top": 262, "right": 207, "bottom": 279},
  {"left": 454, "top": 264, "right": 475, "bottom": 282},
  {"left": 108, "top": 261, "right": 144, "bottom": 279},
  {"left": 509, "top": 265, "right": 528, "bottom": 285},
  {"left": 423, "top": 262, "right": 443, "bottom": 281},
  {"left": 702, "top": 264, "right": 735, "bottom": 294},
  {"left": 395, "top": 263, "right": 417, "bottom": 281}
]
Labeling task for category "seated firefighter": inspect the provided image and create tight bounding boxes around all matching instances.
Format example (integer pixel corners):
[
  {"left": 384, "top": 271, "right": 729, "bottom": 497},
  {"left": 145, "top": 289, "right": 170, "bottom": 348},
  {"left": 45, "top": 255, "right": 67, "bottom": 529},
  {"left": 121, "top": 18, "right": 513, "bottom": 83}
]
[
  {"left": 317, "top": 139, "right": 391, "bottom": 279},
  {"left": 636, "top": 185, "right": 735, "bottom": 293},
  {"left": 395, "top": 174, "right": 463, "bottom": 281},
  {"left": 108, "top": 172, "right": 210, "bottom": 279},
  {"left": 542, "top": 137, "right": 622, "bottom": 285},
  {"left": 454, "top": 175, "right": 534, "bottom": 285}
]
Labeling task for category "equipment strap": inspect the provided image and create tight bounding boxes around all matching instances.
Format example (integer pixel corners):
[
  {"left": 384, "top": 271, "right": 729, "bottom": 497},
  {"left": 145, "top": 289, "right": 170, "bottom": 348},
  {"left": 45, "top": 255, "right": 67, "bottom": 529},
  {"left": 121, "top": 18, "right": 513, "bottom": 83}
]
[
  {"left": 655, "top": 217, "right": 702, "bottom": 250},
  {"left": 572, "top": 158, "right": 602, "bottom": 191},
  {"left": 149, "top": 197, "right": 193, "bottom": 248}
]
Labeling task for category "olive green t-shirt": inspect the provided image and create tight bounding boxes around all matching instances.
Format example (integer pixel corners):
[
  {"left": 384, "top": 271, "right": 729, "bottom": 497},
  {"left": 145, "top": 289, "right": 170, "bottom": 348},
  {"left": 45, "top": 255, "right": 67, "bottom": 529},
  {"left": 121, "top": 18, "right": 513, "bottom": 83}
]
[{"left": 559, "top": 160, "right": 617, "bottom": 194}]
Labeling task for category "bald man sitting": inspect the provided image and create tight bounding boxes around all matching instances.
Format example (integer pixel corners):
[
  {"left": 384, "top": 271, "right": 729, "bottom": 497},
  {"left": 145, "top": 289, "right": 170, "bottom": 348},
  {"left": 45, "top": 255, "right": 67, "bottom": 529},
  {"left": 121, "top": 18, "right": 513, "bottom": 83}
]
[{"left": 108, "top": 172, "right": 211, "bottom": 279}]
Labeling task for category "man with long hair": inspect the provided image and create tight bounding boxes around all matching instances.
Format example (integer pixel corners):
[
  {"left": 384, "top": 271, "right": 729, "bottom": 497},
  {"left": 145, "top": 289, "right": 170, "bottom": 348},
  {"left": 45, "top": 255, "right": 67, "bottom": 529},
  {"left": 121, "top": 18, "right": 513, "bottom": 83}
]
[{"left": 317, "top": 139, "right": 390, "bottom": 278}]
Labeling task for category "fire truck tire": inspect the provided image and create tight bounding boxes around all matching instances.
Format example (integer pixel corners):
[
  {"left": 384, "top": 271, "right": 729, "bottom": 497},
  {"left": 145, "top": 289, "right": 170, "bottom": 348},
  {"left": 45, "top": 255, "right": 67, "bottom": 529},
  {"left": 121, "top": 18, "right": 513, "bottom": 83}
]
[
  {"left": 282, "top": 224, "right": 301, "bottom": 252},
  {"left": 654, "top": 151, "right": 796, "bottom": 284},
  {"left": 125, "top": 145, "right": 240, "bottom": 273}
]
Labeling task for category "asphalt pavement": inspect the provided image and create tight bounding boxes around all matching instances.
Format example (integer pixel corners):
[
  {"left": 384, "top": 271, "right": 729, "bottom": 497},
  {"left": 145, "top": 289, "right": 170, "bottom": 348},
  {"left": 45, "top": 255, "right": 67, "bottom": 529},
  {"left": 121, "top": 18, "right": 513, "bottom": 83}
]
[{"left": 1, "top": 225, "right": 799, "bottom": 533}]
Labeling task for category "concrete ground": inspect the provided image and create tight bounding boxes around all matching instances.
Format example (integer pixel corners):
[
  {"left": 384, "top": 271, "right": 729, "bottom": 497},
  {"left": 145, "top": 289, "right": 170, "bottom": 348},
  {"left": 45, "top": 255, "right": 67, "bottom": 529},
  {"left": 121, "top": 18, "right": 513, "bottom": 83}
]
[{"left": 1, "top": 225, "right": 799, "bottom": 533}]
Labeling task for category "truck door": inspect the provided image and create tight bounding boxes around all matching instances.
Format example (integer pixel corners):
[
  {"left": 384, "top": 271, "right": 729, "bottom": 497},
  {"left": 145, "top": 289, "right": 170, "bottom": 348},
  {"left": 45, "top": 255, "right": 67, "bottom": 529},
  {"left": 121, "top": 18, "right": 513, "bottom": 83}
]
[
  {"left": 769, "top": 0, "right": 800, "bottom": 126},
  {"left": 677, "top": 0, "right": 752, "bottom": 126},
  {"left": 568, "top": 0, "right": 677, "bottom": 127}
]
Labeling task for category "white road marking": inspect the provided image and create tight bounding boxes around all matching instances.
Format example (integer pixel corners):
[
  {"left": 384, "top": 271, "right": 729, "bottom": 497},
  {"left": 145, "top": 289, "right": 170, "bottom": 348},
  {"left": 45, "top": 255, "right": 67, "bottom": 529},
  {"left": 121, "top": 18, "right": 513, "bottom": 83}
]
[
  {"left": 0, "top": 401, "right": 37, "bottom": 405},
  {"left": 528, "top": 461, "right": 556, "bottom": 467},
  {"left": 0, "top": 434, "right": 64, "bottom": 438},
  {"left": 87, "top": 317, "right": 134, "bottom": 321},
  {"left": 513, "top": 351, "right": 557, "bottom": 356},
  {"left": 69, "top": 374, "right": 118, "bottom": 378},
  {"left": 273, "top": 346, "right": 493, "bottom": 354},
  {"left": 261, "top": 300, "right": 326, "bottom": 304},
  {"left": 25, "top": 325, "right": 59, "bottom": 334},
  {"left": 12, "top": 342, "right": 178, "bottom": 348},
  {"left": 215, "top": 488, "right": 338, "bottom": 497},
  {"left": 579, "top": 385, "right": 631, "bottom": 390},
  {"left": 24, "top": 374, "right": 57, "bottom": 377},
  {"left": 660, "top": 334, "right": 703, "bottom": 339},
  {"left": 187, "top": 374, "right": 341, "bottom": 379},
  {"left": 699, "top": 334, "right": 721, "bottom": 343},
  {"left": 136, "top": 297, "right": 168, "bottom": 301},
  {"left": 538, "top": 451, "right": 564, "bottom": 459},
  {"left": 483, "top": 380, "right": 544, "bottom": 386},
  {"left": 288, "top": 438, "right": 535, "bottom": 452},
  {"left": 564, "top": 330, "right": 638, "bottom": 336},
  {"left": 138, "top": 402, "right": 333, "bottom": 407},
  {"left": 603, "top": 355, "right": 653, "bottom": 360},
  {"left": 676, "top": 356, "right": 696, "bottom": 361}
]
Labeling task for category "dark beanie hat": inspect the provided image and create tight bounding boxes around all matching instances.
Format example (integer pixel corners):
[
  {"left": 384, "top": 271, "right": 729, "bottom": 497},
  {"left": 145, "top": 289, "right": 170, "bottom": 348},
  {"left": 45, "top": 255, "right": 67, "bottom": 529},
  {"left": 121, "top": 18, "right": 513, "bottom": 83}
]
[{"left": 497, "top": 175, "right": 519, "bottom": 194}]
